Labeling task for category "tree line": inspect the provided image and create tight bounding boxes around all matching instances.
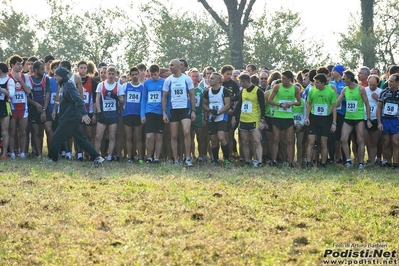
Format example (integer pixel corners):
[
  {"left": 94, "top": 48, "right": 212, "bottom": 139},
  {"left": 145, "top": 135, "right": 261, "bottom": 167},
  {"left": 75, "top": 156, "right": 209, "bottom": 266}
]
[{"left": 1, "top": 0, "right": 397, "bottom": 72}]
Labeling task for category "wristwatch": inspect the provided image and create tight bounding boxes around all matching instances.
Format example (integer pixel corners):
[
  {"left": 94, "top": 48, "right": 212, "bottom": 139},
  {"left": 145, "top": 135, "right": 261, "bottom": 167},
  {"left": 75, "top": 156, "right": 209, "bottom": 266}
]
[{"left": 332, "top": 122, "right": 337, "bottom": 126}]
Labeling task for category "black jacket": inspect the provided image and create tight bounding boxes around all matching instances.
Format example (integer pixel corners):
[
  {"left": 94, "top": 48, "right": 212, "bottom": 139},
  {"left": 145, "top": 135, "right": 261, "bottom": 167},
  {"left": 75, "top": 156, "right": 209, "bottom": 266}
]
[{"left": 58, "top": 78, "right": 87, "bottom": 122}]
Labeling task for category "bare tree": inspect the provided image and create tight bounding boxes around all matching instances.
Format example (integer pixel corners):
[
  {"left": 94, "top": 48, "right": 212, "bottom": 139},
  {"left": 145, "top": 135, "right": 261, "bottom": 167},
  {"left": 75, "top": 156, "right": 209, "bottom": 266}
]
[{"left": 197, "top": 0, "right": 256, "bottom": 69}]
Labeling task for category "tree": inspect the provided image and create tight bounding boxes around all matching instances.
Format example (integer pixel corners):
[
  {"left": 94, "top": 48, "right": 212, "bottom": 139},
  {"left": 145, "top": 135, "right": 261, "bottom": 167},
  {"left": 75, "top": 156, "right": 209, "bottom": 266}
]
[
  {"left": 338, "top": 14, "right": 363, "bottom": 70},
  {"left": 141, "top": 0, "right": 230, "bottom": 69},
  {"left": 0, "top": 0, "right": 37, "bottom": 61},
  {"left": 123, "top": 22, "right": 150, "bottom": 69},
  {"left": 36, "top": 0, "right": 129, "bottom": 66},
  {"left": 374, "top": 0, "right": 399, "bottom": 67},
  {"left": 198, "top": 0, "right": 257, "bottom": 69},
  {"left": 247, "top": 8, "right": 330, "bottom": 71},
  {"left": 339, "top": 0, "right": 399, "bottom": 70},
  {"left": 360, "top": 0, "right": 376, "bottom": 67}
]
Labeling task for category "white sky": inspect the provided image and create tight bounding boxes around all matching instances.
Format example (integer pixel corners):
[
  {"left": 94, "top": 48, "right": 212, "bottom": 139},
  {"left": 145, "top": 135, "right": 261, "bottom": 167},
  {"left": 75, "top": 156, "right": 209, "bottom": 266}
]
[{"left": 13, "top": 0, "right": 360, "bottom": 62}]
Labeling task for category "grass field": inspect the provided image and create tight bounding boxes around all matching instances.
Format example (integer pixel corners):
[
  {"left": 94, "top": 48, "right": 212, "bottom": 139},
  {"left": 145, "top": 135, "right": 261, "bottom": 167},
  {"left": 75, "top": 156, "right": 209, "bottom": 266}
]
[{"left": 0, "top": 159, "right": 398, "bottom": 265}]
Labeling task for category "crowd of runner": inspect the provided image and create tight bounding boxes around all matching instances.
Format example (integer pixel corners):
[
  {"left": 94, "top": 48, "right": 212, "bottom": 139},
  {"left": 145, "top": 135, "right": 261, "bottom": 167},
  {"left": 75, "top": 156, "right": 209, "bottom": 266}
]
[{"left": 1, "top": 54, "right": 399, "bottom": 169}]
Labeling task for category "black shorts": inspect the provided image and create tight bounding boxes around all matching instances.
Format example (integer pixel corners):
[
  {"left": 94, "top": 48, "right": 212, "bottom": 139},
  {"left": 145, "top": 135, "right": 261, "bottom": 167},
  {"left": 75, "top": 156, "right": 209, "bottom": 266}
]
[
  {"left": 272, "top": 117, "right": 293, "bottom": 131},
  {"left": 364, "top": 119, "right": 378, "bottom": 132},
  {"left": 344, "top": 119, "right": 363, "bottom": 127},
  {"left": 307, "top": 113, "right": 332, "bottom": 137},
  {"left": 170, "top": 108, "right": 191, "bottom": 122},
  {"left": 208, "top": 120, "right": 227, "bottom": 135},
  {"left": 238, "top": 121, "right": 257, "bottom": 131},
  {"left": 0, "top": 102, "right": 10, "bottom": 118},
  {"left": 29, "top": 106, "right": 52, "bottom": 124},
  {"left": 98, "top": 115, "right": 119, "bottom": 125},
  {"left": 265, "top": 116, "right": 273, "bottom": 132},
  {"left": 335, "top": 113, "right": 345, "bottom": 139},
  {"left": 123, "top": 114, "right": 142, "bottom": 127},
  {"left": 145, "top": 113, "right": 164, "bottom": 134}
]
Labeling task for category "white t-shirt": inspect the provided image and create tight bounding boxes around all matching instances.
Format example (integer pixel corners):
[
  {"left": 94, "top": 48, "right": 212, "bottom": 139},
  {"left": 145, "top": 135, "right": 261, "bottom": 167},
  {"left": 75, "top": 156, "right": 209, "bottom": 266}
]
[
  {"left": 163, "top": 74, "right": 193, "bottom": 109},
  {"left": 364, "top": 86, "right": 382, "bottom": 120}
]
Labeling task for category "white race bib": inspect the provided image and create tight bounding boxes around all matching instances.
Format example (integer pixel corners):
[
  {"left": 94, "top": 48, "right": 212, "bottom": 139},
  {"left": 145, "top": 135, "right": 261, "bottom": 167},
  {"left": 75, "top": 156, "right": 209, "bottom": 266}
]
[
  {"left": 346, "top": 100, "right": 358, "bottom": 112},
  {"left": 270, "top": 108, "right": 274, "bottom": 118},
  {"left": 209, "top": 102, "right": 223, "bottom": 113},
  {"left": 148, "top": 91, "right": 161, "bottom": 103},
  {"left": 12, "top": 91, "right": 26, "bottom": 103},
  {"left": 314, "top": 104, "right": 327, "bottom": 116},
  {"left": 241, "top": 101, "right": 253, "bottom": 113},
  {"left": 102, "top": 99, "right": 117, "bottom": 111},
  {"left": 278, "top": 100, "right": 292, "bottom": 112},
  {"left": 369, "top": 102, "right": 377, "bottom": 118},
  {"left": 383, "top": 102, "right": 398, "bottom": 116},
  {"left": 195, "top": 95, "right": 201, "bottom": 107},
  {"left": 0, "top": 92, "right": 4, "bottom": 101},
  {"left": 293, "top": 113, "right": 304, "bottom": 125},
  {"left": 83, "top": 92, "right": 89, "bottom": 104},
  {"left": 50, "top": 92, "right": 56, "bottom": 104},
  {"left": 127, "top": 91, "right": 141, "bottom": 103}
]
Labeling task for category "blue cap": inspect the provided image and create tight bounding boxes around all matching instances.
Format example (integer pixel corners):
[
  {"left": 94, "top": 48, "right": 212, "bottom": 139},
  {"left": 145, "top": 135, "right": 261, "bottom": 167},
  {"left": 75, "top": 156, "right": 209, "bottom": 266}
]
[{"left": 333, "top": 64, "right": 345, "bottom": 76}]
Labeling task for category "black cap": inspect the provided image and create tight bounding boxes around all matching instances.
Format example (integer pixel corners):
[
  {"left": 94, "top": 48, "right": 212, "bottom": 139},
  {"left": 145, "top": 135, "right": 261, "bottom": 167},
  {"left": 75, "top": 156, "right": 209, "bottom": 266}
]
[{"left": 44, "top": 55, "right": 55, "bottom": 63}]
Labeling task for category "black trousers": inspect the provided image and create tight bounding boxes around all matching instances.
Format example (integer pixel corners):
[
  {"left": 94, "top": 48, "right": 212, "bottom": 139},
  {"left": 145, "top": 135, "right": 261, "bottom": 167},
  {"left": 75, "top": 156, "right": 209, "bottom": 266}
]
[{"left": 48, "top": 120, "right": 98, "bottom": 162}]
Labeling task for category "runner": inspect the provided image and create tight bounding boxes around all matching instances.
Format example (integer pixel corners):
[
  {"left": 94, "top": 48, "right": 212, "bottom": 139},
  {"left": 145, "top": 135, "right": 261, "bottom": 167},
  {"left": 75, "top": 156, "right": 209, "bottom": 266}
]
[
  {"left": 141, "top": 64, "right": 165, "bottom": 163},
  {"left": 305, "top": 74, "right": 337, "bottom": 168},
  {"left": 77, "top": 60, "right": 98, "bottom": 146},
  {"left": 336, "top": 70, "right": 372, "bottom": 169},
  {"left": 0, "top": 63, "right": 15, "bottom": 159},
  {"left": 268, "top": 70, "right": 301, "bottom": 167},
  {"left": 122, "top": 67, "right": 144, "bottom": 163},
  {"left": 189, "top": 68, "right": 206, "bottom": 162},
  {"left": 162, "top": 59, "right": 196, "bottom": 166},
  {"left": 232, "top": 73, "right": 265, "bottom": 167},
  {"left": 94, "top": 66, "right": 125, "bottom": 161},
  {"left": 8, "top": 54, "right": 32, "bottom": 159},
  {"left": 364, "top": 75, "right": 382, "bottom": 165},
  {"left": 377, "top": 74, "right": 399, "bottom": 169},
  {"left": 28, "top": 61, "right": 52, "bottom": 158},
  {"left": 203, "top": 73, "right": 231, "bottom": 165}
]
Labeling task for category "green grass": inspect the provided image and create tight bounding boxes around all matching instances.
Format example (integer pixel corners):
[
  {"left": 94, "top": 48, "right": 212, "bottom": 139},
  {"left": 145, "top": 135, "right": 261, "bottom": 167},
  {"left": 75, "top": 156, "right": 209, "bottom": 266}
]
[{"left": 0, "top": 159, "right": 398, "bottom": 265}]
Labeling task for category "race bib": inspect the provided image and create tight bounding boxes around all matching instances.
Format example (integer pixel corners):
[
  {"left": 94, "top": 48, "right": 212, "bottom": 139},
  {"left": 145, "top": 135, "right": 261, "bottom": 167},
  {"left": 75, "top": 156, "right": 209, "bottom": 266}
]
[
  {"left": 241, "top": 101, "right": 252, "bottom": 113},
  {"left": 0, "top": 92, "right": 4, "bottom": 101},
  {"left": 314, "top": 104, "right": 327, "bottom": 116},
  {"left": 369, "top": 102, "right": 377, "bottom": 118},
  {"left": 383, "top": 102, "right": 398, "bottom": 116},
  {"left": 102, "top": 99, "right": 117, "bottom": 111},
  {"left": 209, "top": 102, "right": 223, "bottom": 113},
  {"left": 127, "top": 91, "right": 141, "bottom": 103},
  {"left": 148, "top": 91, "right": 161, "bottom": 103},
  {"left": 195, "top": 95, "right": 201, "bottom": 107},
  {"left": 50, "top": 92, "right": 56, "bottom": 104},
  {"left": 270, "top": 108, "right": 274, "bottom": 118},
  {"left": 293, "top": 113, "right": 304, "bottom": 125},
  {"left": 278, "top": 100, "right": 292, "bottom": 112},
  {"left": 13, "top": 91, "right": 26, "bottom": 103},
  {"left": 83, "top": 92, "right": 89, "bottom": 104},
  {"left": 346, "top": 100, "right": 358, "bottom": 112}
]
